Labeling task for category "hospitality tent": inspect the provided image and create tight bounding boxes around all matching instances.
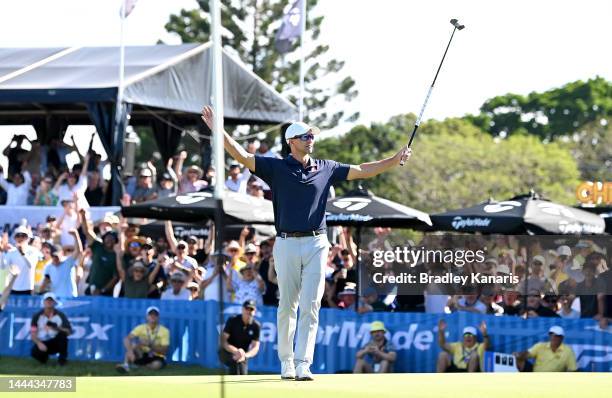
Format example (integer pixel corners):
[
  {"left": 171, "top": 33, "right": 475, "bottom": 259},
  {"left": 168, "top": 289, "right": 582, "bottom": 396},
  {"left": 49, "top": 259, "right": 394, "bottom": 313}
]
[{"left": 0, "top": 44, "right": 297, "bottom": 204}]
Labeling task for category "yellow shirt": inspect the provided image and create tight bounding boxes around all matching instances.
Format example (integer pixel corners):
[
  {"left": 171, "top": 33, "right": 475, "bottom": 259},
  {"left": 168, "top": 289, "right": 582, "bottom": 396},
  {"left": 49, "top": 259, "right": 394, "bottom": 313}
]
[
  {"left": 35, "top": 259, "right": 50, "bottom": 286},
  {"left": 528, "top": 342, "right": 577, "bottom": 372},
  {"left": 448, "top": 342, "right": 485, "bottom": 370},
  {"left": 130, "top": 324, "right": 170, "bottom": 357}
]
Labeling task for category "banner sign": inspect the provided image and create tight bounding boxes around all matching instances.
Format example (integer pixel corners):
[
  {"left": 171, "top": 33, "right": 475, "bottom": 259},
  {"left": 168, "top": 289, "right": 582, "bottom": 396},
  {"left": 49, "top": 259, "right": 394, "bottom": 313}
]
[{"left": 1, "top": 297, "right": 610, "bottom": 373}]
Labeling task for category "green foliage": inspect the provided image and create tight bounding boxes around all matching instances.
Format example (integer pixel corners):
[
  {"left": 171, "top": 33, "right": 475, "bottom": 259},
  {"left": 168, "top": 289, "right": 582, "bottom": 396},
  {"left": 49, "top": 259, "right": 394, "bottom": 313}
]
[
  {"left": 316, "top": 116, "right": 581, "bottom": 213},
  {"left": 468, "top": 76, "right": 612, "bottom": 140},
  {"left": 563, "top": 120, "right": 612, "bottom": 181},
  {"left": 164, "top": 0, "right": 358, "bottom": 130}
]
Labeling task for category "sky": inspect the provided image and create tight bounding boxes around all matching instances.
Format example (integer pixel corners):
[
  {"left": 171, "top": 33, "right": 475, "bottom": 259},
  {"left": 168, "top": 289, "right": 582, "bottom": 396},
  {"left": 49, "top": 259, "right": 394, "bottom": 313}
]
[{"left": 0, "top": 0, "right": 611, "bottom": 129}]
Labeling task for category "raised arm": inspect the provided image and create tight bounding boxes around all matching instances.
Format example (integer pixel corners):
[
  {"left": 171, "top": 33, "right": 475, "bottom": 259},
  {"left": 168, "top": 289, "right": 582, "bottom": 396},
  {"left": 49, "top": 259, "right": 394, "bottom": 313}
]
[
  {"left": 147, "top": 261, "right": 162, "bottom": 285},
  {"left": 78, "top": 209, "right": 97, "bottom": 244},
  {"left": 347, "top": 146, "right": 411, "bottom": 180},
  {"left": 437, "top": 319, "right": 452, "bottom": 352},
  {"left": 114, "top": 243, "right": 126, "bottom": 281},
  {"left": 69, "top": 228, "right": 83, "bottom": 259},
  {"left": 201, "top": 106, "right": 255, "bottom": 172},
  {"left": 164, "top": 220, "right": 178, "bottom": 253}
]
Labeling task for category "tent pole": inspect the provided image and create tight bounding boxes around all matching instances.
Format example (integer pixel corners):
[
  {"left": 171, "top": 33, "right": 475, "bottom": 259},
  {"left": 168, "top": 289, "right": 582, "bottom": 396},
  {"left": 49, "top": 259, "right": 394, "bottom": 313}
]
[{"left": 211, "top": 0, "right": 226, "bottom": 394}]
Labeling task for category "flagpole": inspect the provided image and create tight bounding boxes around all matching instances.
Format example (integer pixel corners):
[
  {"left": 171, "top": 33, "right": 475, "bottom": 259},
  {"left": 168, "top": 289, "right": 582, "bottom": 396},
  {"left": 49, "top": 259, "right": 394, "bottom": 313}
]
[
  {"left": 210, "top": 0, "right": 226, "bottom": 395},
  {"left": 297, "top": 0, "right": 307, "bottom": 122},
  {"left": 113, "top": 1, "right": 127, "bottom": 205}
]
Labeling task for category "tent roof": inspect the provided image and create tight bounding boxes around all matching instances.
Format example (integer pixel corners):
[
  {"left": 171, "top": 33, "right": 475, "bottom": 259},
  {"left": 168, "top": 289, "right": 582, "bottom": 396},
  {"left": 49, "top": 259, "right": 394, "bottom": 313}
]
[{"left": 0, "top": 44, "right": 297, "bottom": 125}]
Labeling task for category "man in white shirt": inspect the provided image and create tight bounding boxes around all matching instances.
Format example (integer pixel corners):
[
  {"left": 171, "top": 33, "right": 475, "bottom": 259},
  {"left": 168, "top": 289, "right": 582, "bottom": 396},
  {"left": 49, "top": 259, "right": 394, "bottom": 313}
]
[
  {"left": 1, "top": 226, "right": 42, "bottom": 295},
  {"left": 41, "top": 231, "right": 83, "bottom": 298},
  {"left": 0, "top": 167, "right": 31, "bottom": 206},
  {"left": 225, "top": 164, "right": 249, "bottom": 194},
  {"left": 201, "top": 252, "right": 232, "bottom": 302},
  {"left": 161, "top": 272, "right": 191, "bottom": 301}
]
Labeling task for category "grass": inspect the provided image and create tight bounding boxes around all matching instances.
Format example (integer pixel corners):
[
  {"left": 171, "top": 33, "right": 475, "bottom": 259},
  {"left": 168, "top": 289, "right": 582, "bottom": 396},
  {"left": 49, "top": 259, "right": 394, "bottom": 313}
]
[{"left": 1, "top": 357, "right": 611, "bottom": 398}]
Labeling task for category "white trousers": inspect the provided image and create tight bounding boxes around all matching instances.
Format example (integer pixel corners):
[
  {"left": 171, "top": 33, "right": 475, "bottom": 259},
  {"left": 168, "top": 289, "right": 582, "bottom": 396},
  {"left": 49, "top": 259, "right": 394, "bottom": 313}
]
[{"left": 273, "top": 234, "right": 329, "bottom": 366}]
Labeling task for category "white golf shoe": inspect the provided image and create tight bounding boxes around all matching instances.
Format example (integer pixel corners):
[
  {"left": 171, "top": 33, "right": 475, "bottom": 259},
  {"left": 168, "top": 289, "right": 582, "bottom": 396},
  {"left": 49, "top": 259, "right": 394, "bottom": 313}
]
[
  {"left": 281, "top": 360, "right": 296, "bottom": 380},
  {"left": 295, "top": 362, "right": 314, "bottom": 381}
]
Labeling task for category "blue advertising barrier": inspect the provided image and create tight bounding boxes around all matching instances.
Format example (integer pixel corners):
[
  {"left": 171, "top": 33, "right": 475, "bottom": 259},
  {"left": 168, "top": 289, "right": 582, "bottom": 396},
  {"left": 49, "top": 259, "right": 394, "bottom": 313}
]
[{"left": 1, "top": 296, "right": 610, "bottom": 372}]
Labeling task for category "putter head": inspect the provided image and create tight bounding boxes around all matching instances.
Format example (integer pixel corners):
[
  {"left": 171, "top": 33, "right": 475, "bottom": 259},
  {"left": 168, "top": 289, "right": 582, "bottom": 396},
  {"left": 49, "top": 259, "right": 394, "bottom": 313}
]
[{"left": 450, "top": 18, "right": 465, "bottom": 30}]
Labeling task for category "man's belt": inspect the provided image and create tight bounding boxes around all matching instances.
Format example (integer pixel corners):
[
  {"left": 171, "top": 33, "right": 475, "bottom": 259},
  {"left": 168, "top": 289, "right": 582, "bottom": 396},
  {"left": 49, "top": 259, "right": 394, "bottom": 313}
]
[{"left": 278, "top": 229, "right": 326, "bottom": 238}]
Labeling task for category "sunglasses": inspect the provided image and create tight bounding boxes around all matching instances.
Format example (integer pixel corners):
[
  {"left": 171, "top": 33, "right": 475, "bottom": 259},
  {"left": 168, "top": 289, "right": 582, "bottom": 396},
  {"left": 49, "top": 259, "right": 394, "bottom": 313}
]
[
  {"left": 177, "top": 246, "right": 186, "bottom": 250},
  {"left": 293, "top": 133, "right": 315, "bottom": 142},
  {"left": 244, "top": 306, "right": 256, "bottom": 312},
  {"left": 129, "top": 242, "right": 141, "bottom": 248},
  {"left": 15, "top": 233, "right": 28, "bottom": 239}
]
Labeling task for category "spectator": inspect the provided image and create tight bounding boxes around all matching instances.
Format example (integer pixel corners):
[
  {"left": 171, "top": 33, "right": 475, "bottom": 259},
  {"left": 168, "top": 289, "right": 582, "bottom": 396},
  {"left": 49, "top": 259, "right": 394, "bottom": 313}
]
[
  {"left": 139, "top": 238, "right": 166, "bottom": 299},
  {"left": 436, "top": 320, "right": 489, "bottom": 372},
  {"left": 557, "top": 295, "right": 580, "bottom": 319},
  {"left": 116, "top": 306, "right": 170, "bottom": 374},
  {"left": 3, "top": 135, "right": 29, "bottom": 175},
  {"left": 175, "top": 151, "right": 208, "bottom": 194},
  {"left": 225, "top": 163, "right": 248, "bottom": 194},
  {"left": 227, "top": 263, "right": 265, "bottom": 306},
  {"left": 514, "top": 326, "right": 576, "bottom": 372},
  {"left": 84, "top": 170, "right": 105, "bottom": 206},
  {"left": 187, "top": 281, "right": 200, "bottom": 300},
  {"left": 499, "top": 290, "right": 522, "bottom": 316},
  {"left": 164, "top": 221, "right": 198, "bottom": 272},
  {"left": 157, "top": 172, "right": 177, "bottom": 199},
  {"left": 256, "top": 140, "right": 278, "bottom": 158},
  {"left": 226, "top": 240, "right": 245, "bottom": 271},
  {"left": 131, "top": 168, "right": 157, "bottom": 204},
  {"left": 575, "top": 261, "right": 605, "bottom": 319},
  {"left": 546, "top": 247, "right": 571, "bottom": 294},
  {"left": 257, "top": 239, "right": 278, "bottom": 306},
  {"left": 30, "top": 292, "right": 73, "bottom": 366},
  {"left": 186, "top": 235, "right": 208, "bottom": 265},
  {"left": 81, "top": 210, "right": 119, "bottom": 296},
  {"left": 336, "top": 285, "right": 357, "bottom": 309},
  {"left": 161, "top": 271, "right": 191, "bottom": 301},
  {"left": 517, "top": 255, "right": 547, "bottom": 294},
  {"left": 0, "top": 265, "right": 20, "bottom": 312},
  {"left": 1, "top": 226, "right": 41, "bottom": 295},
  {"left": 521, "top": 291, "right": 560, "bottom": 318},
  {"left": 201, "top": 252, "right": 232, "bottom": 302},
  {"left": 53, "top": 153, "right": 90, "bottom": 208},
  {"left": 358, "top": 287, "right": 385, "bottom": 314},
  {"left": 98, "top": 214, "right": 119, "bottom": 235},
  {"left": 115, "top": 246, "right": 162, "bottom": 299},
  {"left": 34, "top": 175, "right": 58, "bottom": 206},
  {"left": 40, "top": 230, "right": 83, "bottom": 298},
  {"left": 34, "top": 241, "right": 54, "bottom": 292},
  {"left": 56, "top": 199, "right": 80, "bottom": 249},
  {"left": 0, "top": 165, "right": 31, "bottom": 206},
  {"left": 247, "top": 181, "right": 265, "bottom": 198},
  {"left": 219, "top": 299, "right": 261, "bottom": 375},
  {"left": 354, "top": 321, "right": 396, "bottom": 373},
  {"left": 448, "top": 288, "right": 487, "bottom": 314},
  {"left": 480, "top": 288, "right": 504, "bottom": 315}
]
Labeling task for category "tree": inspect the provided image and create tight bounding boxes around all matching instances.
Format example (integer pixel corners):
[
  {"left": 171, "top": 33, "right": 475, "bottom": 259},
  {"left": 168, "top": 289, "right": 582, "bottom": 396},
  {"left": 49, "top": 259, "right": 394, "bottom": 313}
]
[
  {"left": 164, "top": 0, "right": 358, "bottom": 131},
  {"left": 466, "top": 77, "right": 612, "bottom": 140},
  {"left": 316, "top": 116, "right": 581, "bottom": 213},
  {"left": 563, "top": 119, "right": 612, "bottom": 181}
]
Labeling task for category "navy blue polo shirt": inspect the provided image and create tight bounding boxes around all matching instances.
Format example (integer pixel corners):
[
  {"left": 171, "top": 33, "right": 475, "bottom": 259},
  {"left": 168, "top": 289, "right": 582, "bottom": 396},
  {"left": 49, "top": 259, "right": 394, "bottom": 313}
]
[{"left": 254, "top": 154, "right": 350, "bottom": 233}]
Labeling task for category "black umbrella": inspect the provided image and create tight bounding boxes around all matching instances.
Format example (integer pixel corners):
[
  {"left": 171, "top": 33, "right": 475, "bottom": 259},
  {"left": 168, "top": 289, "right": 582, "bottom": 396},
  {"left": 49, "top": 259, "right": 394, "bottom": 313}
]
[
  {"left": 429, "top": 192, "right": 606, "bottom": 235},
  {"left": 325, "top": 188, "right": 432, "bottom": 228},
  {"left": 324, "top": 188, "right": 431, "bottom": 311},
  {"left": 121, "top": 191, "right": 275, "bottom": 225}
]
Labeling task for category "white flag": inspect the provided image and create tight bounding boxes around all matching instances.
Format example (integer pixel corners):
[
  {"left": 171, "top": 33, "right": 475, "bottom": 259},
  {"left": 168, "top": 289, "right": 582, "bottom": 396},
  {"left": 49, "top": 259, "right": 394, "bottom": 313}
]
[
  {"left": 121, "top": 0, "right": 138, "bottom": 18},
  {"left": 275, "top": 0, "right": 304, "bottom": 54}
]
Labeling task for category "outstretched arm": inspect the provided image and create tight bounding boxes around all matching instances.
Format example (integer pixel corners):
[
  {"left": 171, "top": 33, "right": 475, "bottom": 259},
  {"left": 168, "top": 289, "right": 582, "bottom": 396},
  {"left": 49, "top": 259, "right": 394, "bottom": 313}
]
[
  {"left": 347, "top": 146, "right": 411, "bottom": 180},
  {"left": 201, "top": 106, "right": 255, "bottom": 172}
]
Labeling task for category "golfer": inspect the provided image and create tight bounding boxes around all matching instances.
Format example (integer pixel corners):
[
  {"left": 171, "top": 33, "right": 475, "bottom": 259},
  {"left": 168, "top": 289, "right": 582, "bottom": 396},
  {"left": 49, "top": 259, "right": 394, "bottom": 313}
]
[{"left": 201, "top": 106, "right": 411, "bottom": 380}]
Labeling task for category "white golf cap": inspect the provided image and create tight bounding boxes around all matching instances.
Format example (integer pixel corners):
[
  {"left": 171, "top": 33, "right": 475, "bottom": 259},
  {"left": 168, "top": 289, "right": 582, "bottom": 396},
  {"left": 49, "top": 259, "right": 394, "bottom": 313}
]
[
  {"left": 42, "top": 292, "right": 58, "bottom": 302},
  {"left": 13, "top": 225, "right": 32, "bottom": 239},
  {"left": 532, "top": 255, "right": 546, "bottom": 265},
  {"left": 548, "top": 325, "right": 565, "bottom": 336},
  {"left": 285, "top": 121, "right": 320, "bottom": 142},
  {"left": 146, "top": 306, "right": 160, "bottom": 315},
  {"left": 556, "top": 245, "right": 571, "bottom": 257},
  {"left": 463, "top": 326, "right": 478, "bottom": 336},
  {"left": 497, "top": 263, "right": 511, "bottom": 275}
]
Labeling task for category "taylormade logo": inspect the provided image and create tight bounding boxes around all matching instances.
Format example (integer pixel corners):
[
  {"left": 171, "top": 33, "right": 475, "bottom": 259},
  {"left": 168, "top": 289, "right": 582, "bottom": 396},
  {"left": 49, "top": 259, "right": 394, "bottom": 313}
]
[
  {"left": 326, "top": 213, "right": 373, "bottom": 222},
  {"left": 332, "top": 198, "right": 371, "bottom": 212},
  {"left": 451, "top": 216, "right": 492, "bottom": 230}
]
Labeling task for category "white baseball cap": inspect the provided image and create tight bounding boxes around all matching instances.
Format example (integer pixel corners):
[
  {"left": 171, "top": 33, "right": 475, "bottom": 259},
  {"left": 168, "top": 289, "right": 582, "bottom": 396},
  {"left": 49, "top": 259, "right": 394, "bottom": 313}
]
[
  {"left": 548, "top": 325, "right": 565, "bottom": 336},
  {"left": 463, "top": 326, "right": 478, "bottom": 336},
  {"left": 556, "top": 245, "right": 571, "bottom": 257},
  {"left": 13, "top": 225, "right": 32, "bottom": 239},
  {"left": 285, "top": 122, "right": 320, "bottom": 142},
  {"left": 146, "top": 306, "right": 160, "bottom": 316}
]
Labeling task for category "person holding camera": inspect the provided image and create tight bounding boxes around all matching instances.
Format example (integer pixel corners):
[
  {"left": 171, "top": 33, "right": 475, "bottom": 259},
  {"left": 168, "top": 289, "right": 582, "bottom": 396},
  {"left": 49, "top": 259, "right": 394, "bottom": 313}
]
[
  {"left": 116, "top": 306, "right": 170, "bottom": 374},
  {"left": 30, "top": 292, "right": 73, "bottom": 365}
]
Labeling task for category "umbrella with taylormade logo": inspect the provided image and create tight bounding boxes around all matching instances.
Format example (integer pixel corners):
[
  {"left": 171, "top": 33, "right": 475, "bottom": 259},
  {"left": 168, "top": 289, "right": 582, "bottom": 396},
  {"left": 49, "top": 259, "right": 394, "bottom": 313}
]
[
  {"left": 325, "top": 188, "right": 432, "bottom": 228},
  {"left": 428, "top": 192, "right": 606, "bottom": 235}
]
